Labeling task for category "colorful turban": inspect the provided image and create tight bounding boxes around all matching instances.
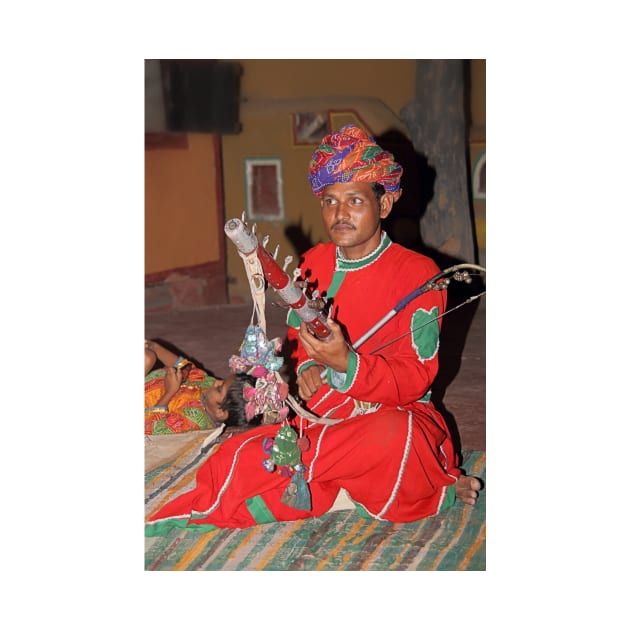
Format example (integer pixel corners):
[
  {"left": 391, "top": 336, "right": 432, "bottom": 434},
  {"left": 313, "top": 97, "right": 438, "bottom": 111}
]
[{"left": 308, "top": 124, "right": 403, "bottom": 196}]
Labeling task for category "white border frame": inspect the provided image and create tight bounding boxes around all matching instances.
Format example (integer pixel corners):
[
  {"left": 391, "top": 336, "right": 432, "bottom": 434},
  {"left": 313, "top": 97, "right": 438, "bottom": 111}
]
[{"left": 244, "top": 158, "right": 285, "bottom": 221}]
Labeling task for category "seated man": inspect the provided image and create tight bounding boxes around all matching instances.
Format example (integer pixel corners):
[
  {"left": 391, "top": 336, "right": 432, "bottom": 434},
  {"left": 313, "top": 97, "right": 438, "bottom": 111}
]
[{"left": 146, "top": 124, "right": 479, "bottom": 534}]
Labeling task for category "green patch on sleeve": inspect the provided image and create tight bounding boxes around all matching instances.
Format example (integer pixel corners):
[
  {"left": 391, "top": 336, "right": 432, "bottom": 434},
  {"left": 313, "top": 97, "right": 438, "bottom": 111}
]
[{"left": 411, "top": 307, "right": 440, "bottom": 360}]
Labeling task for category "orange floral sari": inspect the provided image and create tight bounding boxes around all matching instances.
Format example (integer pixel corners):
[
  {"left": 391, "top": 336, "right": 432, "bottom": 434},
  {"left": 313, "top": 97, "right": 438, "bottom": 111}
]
[{"left": 144, "top": 367, "right": 221, "bottom": 435}]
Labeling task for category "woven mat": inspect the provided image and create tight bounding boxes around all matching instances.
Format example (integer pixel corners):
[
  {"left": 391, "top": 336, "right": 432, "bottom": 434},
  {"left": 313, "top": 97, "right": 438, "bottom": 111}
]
[{"left": 144, "top": 431, "right": 485, "bottom": 571}]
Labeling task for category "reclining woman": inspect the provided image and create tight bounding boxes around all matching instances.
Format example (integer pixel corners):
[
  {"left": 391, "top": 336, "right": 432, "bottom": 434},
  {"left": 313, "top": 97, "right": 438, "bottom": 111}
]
[{"left": 144, "top": 339, "right": 260, "bottom": 434}]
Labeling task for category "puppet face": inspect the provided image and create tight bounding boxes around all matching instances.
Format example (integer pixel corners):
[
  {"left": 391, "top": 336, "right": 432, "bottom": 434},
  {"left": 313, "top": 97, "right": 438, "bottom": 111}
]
[{"left": 319, "top": 182, "right": 393, "bottom": 260}]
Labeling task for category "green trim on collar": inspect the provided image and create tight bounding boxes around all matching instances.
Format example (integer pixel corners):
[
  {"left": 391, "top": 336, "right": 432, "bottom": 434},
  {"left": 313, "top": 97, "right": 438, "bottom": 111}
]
[
  {"left": 327, "top": 270, "right": 345, "bottom": 296},
  {"left": 288, "top": 271, "right": 344, "bottom": 329},
  {"left": 336, "top": 232, "right": 391, "bottom": 271}
]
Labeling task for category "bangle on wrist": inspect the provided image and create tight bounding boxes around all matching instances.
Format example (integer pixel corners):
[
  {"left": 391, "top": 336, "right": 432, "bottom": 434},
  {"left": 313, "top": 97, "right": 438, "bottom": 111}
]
[
  {"left": 173, "top": 356, "right": 192, "bottom": 370},
  {"left": 145, "top": 405, "right": 168, "bottom": 413}
]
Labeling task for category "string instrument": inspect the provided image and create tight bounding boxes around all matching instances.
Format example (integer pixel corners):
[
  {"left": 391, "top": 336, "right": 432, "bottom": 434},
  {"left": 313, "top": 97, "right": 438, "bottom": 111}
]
[{"left": 225, "top": 217, "right": 333, "bottom": 341}]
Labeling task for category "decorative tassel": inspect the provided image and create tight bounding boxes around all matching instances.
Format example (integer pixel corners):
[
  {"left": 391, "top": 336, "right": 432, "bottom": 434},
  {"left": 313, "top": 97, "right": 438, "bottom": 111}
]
[
  {"left": 292, "top": 465, "right": 312, "bottom": 511},
  {"left": 281, "top": 466, "right": 311, "bottom": 511},
  {"left": 281, "top": 479, "right": 298, "bottom": 507}
]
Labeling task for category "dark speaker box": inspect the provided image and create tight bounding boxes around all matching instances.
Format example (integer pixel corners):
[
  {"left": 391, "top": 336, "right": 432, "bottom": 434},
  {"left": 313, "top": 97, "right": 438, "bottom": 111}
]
[{"left": 148, "top": 60, "right": 242, "bottom": 134}]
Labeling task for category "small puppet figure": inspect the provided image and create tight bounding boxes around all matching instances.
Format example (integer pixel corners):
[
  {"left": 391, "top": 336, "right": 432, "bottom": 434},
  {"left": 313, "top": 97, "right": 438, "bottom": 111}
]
[
  {"left": 229, "top": 324, "right": 289, "bottom": 425},
  {"left": 229, "top": 325, "right": 284, "bottom": 374},
  {"left": 243, "top": 369, "right": 289, "bottom": 425},
  {"left": 262, "top": 424, "right": 311, "bottom": 511}
]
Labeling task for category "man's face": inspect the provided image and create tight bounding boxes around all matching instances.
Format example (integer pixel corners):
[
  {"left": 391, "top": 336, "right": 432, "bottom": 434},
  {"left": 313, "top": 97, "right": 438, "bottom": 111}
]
[{"left": 320, "top": 182, "right": 393, "bottom": 260}]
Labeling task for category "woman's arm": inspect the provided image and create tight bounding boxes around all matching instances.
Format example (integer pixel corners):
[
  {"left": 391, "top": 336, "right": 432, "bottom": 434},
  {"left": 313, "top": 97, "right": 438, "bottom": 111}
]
[{"left": 145, "top": 339, "right": 191, "bottom": 369}]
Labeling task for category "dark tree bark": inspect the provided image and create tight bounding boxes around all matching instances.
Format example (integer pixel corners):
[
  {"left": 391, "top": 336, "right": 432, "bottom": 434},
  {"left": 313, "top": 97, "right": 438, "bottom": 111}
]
[{"left": 401, "top": 60, "right": 476, "bottom": 264}]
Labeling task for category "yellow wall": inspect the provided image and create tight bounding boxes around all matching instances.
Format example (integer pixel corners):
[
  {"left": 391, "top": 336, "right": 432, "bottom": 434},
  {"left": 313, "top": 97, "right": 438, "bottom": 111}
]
[
  {"left": 470, "top": 59, "right": 486, "bottom": 135},
  {"left": 238, "top": 60, "right": 417, "bottom": 118},
  {"left": 223, "top": 59, "right": 417, "bottom": 302},
  {"left": 145, "top": 133, "right": 222, "bottom": 274}
]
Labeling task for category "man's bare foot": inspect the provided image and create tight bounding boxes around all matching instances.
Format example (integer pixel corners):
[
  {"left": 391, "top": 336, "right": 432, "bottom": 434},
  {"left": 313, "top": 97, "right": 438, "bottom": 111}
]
[{"left": 455, "top": 476, "right": 482, "bottom": 505}]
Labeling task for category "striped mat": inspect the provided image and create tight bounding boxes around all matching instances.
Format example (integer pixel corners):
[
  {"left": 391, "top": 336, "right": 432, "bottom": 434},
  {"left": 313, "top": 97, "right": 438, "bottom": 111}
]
[{"left": 144, "top": 432, "right": 485, "bottom": 571}]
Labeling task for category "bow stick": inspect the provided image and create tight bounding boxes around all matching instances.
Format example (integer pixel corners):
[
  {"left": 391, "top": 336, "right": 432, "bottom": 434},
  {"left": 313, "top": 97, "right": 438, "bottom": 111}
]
[
  {"left": 350, "top": 263, "right": 486, "bottom": 351},
  {"left": 317, "top": 264, "right": 485, "bottom": 378}
]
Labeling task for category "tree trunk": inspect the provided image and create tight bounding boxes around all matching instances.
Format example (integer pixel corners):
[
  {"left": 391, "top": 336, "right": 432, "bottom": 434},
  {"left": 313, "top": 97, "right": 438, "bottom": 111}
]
[{"left": 401, "top": 60, "right": 476, "bottom": 264}]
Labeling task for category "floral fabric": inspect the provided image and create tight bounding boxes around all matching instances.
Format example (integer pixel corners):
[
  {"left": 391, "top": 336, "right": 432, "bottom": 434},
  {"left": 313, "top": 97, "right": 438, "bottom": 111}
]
[{"left": 144, "top": 367, "right": 221, "bottom": 435}]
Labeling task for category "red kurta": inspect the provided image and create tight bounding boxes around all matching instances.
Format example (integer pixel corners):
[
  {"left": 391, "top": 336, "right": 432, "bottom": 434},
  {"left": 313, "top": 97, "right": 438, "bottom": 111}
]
[{"left": 146, "top": 233, "right": 461, "bottom": 533}]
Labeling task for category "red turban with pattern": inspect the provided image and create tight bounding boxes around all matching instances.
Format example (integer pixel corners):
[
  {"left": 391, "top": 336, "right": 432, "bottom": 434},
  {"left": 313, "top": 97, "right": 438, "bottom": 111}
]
[{"left": 308, "top": 124, "right": 403, "bottom": 196}]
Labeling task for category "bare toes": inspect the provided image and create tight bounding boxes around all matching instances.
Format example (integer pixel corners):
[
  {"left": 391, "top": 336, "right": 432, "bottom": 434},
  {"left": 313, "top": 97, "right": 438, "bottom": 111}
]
[
  {"left": 469, "top": 477, "right": 482, "bottom": 491},
  {"left": 455, "top": 475, "right": 482, "bottom": 506}
]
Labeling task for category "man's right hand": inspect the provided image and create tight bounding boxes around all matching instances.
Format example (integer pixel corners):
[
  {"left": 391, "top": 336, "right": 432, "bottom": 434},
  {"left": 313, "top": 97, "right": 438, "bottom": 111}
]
[{"left": 296, "top": 364, "right": 327, "bottom": 400}]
